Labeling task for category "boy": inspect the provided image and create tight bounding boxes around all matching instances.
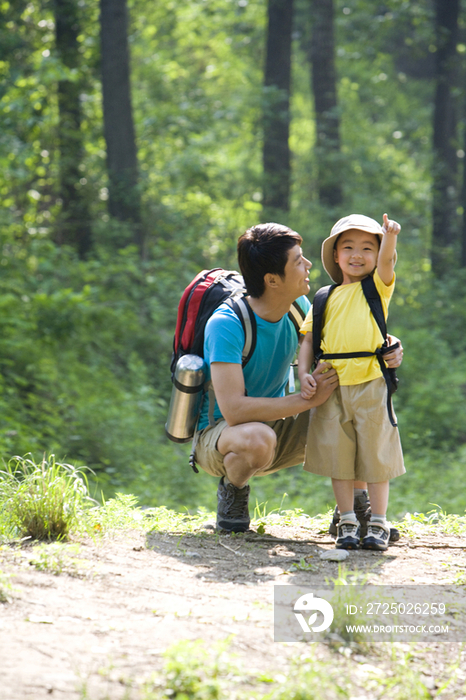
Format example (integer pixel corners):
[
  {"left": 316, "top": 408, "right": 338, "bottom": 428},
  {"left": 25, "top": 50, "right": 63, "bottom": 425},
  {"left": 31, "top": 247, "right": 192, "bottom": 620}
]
[{"left": 298, "top": 214, "right": 405, "bottom": 551}]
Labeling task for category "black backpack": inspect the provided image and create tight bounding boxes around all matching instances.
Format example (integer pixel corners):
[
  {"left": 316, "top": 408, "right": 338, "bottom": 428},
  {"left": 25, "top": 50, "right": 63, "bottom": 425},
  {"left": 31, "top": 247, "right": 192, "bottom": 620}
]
[{"left": 312, "top": 274, "right": 399, "bottom": 427}]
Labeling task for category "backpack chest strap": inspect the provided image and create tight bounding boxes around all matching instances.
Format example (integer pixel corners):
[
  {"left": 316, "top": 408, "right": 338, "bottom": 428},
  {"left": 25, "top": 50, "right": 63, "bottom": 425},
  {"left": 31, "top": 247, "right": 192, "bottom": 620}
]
[{"left": 318, "top": 342, "right": 400, "bottom": 427}]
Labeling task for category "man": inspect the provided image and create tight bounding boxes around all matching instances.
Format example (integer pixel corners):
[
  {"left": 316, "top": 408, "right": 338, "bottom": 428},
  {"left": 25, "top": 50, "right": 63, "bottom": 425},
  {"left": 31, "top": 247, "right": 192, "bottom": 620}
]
[{"left": 192, "top": 223, "right": 402, "bottom": 533}]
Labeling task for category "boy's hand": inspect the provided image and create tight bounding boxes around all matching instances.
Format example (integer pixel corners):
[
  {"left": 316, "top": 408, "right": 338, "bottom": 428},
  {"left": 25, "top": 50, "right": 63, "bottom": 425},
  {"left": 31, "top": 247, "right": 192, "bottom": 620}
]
[
  {"left": 300, "top": 373, "right": 317, "bottom": 400},
  {"left": 384, "top": 334, "right": 403, "bottom": 368},
  {"left": 382, "top": 213, "right": 401, "bottom": 236}
]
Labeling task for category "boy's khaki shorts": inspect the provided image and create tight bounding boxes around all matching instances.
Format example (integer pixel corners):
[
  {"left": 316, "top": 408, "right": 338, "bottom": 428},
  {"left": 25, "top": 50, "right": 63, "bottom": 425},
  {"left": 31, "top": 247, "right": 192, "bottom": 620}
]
[
  {"left": 193, "top": 411, "right": 310, "bottom": 478},
  {"left": 304, "top": 377, "right": 405, "bottom": 483}
]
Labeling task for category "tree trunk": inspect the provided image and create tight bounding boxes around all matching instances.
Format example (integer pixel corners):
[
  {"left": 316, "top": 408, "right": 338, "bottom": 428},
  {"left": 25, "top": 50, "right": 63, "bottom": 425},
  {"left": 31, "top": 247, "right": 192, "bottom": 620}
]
[
  {"left": 100, "top": 0, "right": 142, "bottom": 251},
  {"left": 54, "top": 0, "right": 93, "bottom": 258},
  {"left": 431, "top": 0, "right": 460, "bottom": 276},
  {"left": 262, "top": 0, "right": 293, "bottom": 215},
  {"left": 309, "top": 0, "right": 342, "bottom": 207},
  {"left": 461, "top": 84, "right": 466, "bottom": 268},
  {"left": 461, "top": 153, "right": 466, "bottom": 267}
]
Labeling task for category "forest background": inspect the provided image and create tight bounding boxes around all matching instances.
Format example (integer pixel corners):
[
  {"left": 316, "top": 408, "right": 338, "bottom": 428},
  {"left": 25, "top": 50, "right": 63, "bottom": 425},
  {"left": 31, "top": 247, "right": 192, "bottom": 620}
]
[{"left": 1, "top": 0, "right": 466, "bottom": 520}]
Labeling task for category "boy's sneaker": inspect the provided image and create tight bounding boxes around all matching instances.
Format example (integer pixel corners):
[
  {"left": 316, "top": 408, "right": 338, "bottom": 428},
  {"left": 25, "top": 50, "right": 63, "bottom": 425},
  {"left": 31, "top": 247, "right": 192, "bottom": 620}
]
[
  {"left": 362, "top": 522, "right": 390, "bottom": 551},
  {"left": 336, "top": 519, "right": 360, "bottom": 549},
  {"left": 329, "top": 495, "right": 400, "bottom": 543},
  {"left": 216, "top": 477, "right": 250, "bottom": 532},
  {"left": 329, "top": 491, "right": 371, "bottom": 537}
]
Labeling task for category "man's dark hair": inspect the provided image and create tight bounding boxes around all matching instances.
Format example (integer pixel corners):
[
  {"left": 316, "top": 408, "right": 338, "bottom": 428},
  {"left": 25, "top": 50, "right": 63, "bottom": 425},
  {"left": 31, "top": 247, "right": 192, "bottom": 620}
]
[{"left": 237, "top": 223, "right": 303, "bottom": 298}]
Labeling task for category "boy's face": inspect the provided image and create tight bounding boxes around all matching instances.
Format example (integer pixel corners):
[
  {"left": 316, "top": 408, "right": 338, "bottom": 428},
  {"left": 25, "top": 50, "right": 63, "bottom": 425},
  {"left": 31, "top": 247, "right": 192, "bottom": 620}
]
[{"left": 333, "top": 229, "right": 379, "bottom": 285}]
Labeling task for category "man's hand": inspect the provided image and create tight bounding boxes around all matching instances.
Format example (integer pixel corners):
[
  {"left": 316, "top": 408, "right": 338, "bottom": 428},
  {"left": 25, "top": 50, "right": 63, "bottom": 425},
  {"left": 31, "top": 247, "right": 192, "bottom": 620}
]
[
  {"left": 385, "top": 334, "right": 403, "bottom": 368},
  {"left": 300, "top": 373, "right": 317, "bottom": 400},
  {"left": 311, "top": 361, "right": 339, "bottom": 404},
  {"left": 211, "top": 360, "right": 338, "bottom": 426}
]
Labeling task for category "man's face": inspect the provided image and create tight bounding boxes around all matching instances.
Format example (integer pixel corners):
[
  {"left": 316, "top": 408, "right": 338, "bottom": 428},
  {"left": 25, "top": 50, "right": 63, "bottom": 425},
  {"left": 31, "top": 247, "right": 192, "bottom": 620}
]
[{"left": 281, "top": 244, "right": 312, "bottom": 299}]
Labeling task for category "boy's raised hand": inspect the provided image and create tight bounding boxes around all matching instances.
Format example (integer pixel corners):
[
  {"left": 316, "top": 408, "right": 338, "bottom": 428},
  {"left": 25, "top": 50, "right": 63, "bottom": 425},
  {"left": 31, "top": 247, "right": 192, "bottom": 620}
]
[
  {"left": 382, "top": 213, "right": 401, "bottom": 236},
  {"left": 377, "top": 213, "right": 400, "bottom": 285}
]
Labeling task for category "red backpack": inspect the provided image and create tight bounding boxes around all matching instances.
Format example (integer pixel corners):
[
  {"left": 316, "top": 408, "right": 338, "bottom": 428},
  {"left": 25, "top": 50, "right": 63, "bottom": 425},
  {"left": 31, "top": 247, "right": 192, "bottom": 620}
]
[
  {"left": 170, "top": 267, "right": 305, "bottom": 377},
  {"left": 166, "top": 268, "right": 307, "bottom": 457}
]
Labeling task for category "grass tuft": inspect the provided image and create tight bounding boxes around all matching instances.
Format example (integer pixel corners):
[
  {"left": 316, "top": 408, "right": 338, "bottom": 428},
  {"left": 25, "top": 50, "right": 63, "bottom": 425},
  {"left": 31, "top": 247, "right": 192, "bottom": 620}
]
[{"left": 0, "top": 454, "right": 96, "bottom": 541}]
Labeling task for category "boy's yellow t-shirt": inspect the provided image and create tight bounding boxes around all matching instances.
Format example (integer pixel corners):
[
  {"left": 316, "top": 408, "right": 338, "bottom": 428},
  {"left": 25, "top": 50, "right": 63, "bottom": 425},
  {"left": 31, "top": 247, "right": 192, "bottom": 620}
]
[{"left": 300, "top": 269, "right": 395, "bottom": 386}]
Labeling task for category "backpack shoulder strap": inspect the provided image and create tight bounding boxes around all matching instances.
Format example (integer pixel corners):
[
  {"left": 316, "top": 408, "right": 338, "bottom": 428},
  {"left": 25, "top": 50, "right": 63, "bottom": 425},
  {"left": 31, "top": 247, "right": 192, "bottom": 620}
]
[
  {"left": 361, "top": 275, "right": 400, "bottom": 426},
  {"left": 225, "top": 297, "right": 305, "bottom": 368},
  {"left": 225, "top": 296, "right": 257, "bottom": 367},
  {"left": 312, "top": 284, "right": 338, "bottom": 361},
  {"left": 287, "top": 300, "right": 306, "bottom": 339},
  {"left": 361, "top": 275, "right": 387, "bottom": 340}
]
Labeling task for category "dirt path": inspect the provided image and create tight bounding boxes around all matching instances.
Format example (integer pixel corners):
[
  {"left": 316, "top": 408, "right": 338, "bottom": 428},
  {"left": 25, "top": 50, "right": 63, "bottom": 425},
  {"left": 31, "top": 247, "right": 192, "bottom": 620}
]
[{"left": 1, "top": 520, "right": 466, "bottom": 699}]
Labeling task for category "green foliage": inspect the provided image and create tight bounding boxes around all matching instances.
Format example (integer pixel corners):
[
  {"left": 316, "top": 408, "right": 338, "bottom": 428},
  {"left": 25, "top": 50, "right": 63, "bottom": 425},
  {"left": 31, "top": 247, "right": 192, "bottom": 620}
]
[
  {"left": 388, "top": 448, "right": 466, "bottom": 518},
  {"left": 87, "top": 492, "right": 143, "bottom": 533},
  {"left": 0, "top": 237, "right": 210, "bottom": 507},
  {"left": 0, "top": 454, "right": 95, "bottom": 541},
  {"left": 325, "top": 565, "right": 383, "bottom": 648},
  {"left": 143, "top": 639, "right": 242, "bottom": 700},
  {"left": 137, "top": 636, "right": 449, "bottom": 699},
  {"left": 145, "top": 505, "right": 216, "bottom": 534},
  {"left": 0, "top": 0, "right": 101, "bottom": 240},
  {"left": 78, "top": 635, "right": 454, "bottom": 700},
  {"left": 288, "top": 557, "right": 317, "bottom": 572},
  {"left": 375, "top": 649, "right": 433, "bottom": 700},
  {"left": 82, "top": 495, "right": 216, "bottom": 538},
  {"left": 130, "top": 0, "right": 267, "bottom": 261},
  {"left": 141, "top": 639, "right": 354, "bottom": 700},
  {"left": 393, "top": 506, "right": 466, "bottom": 538},
  {"left": 28, "top": 542, "right": 82, "bottom": 576},
  {"left": 0, "top": 568, "right": 12, "bottom": 603},
  {"left": 259, "top": 655, "right": 351, "bottom": 700},
  {"left": 0, "top": 0, "right": 465, "bottom": 518}
]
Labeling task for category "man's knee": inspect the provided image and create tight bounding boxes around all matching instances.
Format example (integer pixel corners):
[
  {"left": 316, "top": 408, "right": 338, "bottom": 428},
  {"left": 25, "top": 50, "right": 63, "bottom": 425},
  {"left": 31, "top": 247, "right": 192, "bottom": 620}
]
[
  {"left": 242, "top": 423, "right": 277, "bottom": 469},
  {"left": 219, "top": 422, "right": 277, "bottom": 471}
]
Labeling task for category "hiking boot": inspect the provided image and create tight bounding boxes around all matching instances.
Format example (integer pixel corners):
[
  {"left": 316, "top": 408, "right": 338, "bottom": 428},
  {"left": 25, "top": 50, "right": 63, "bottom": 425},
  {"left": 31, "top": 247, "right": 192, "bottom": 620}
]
[
  {"left": 336, "top": 519, "right": 360, "bottom": 550},
  {"left": 329, "top": 493, "right": 400, "bottom": 543},
  {"left": 362, "top": 521, "right": 390, "bottom": 551},
  {"left": 216, "top": 477, "right": 250, "bottom": 533}
]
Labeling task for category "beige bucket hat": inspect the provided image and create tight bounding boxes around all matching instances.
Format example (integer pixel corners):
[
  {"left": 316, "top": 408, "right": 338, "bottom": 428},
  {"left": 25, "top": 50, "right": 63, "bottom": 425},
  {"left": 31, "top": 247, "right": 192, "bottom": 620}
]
[{"left": 321, "top": 214, "right": 395, "bottom": 284}]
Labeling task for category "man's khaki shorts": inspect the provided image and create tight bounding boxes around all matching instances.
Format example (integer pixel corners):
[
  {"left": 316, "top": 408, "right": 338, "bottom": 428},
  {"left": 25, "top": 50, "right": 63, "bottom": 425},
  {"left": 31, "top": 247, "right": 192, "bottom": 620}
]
[
  {"left": 304, "top": 377, "right": 405, "bottom": 482},
  {"left": 193, "top": 411, "right": 310, "bottom": 478}
]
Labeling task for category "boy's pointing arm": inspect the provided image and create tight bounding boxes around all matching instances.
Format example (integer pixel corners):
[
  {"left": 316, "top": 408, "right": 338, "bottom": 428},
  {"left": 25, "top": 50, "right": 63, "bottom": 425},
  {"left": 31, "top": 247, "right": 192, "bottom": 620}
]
[{"left": 377, "top": 213, "right": 400, "bottom": 286}]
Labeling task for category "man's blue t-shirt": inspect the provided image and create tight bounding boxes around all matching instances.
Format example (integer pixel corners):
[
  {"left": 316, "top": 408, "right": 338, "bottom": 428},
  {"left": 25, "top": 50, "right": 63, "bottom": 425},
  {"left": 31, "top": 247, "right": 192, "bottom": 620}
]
[{"left": 197, "top": 295, "right": 311, "bottom": 430}]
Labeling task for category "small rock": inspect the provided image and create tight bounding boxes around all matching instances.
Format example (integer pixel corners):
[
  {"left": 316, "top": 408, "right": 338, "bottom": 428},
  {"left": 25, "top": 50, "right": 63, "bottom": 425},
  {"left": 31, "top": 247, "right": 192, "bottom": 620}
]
[
  {"left": 319, "top": 549, "right": 349, "bottom": 561},
  {"left": 420, "top": 675, "right": 436, "bottom": 690}
]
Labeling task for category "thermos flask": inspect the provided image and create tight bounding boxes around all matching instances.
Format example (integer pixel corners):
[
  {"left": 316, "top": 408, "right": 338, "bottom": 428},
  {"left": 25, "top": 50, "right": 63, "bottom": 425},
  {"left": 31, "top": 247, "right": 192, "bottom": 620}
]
[{"left": 165, "top": 354, "right": 205, "bottom": 443}]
